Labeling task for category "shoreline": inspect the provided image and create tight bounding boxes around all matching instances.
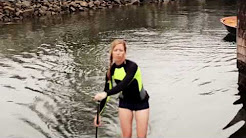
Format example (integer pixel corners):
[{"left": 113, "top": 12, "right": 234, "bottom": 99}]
[{"left": 0, "top": 0, "right": 157, "bottom": 23}]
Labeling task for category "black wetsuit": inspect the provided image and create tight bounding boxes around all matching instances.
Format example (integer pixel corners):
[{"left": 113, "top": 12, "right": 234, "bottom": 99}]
[{"left": 99, "top": 59, "right": 149, "bottom": 114}]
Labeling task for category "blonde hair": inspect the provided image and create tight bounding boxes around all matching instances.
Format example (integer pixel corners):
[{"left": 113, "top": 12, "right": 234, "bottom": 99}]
[{"left": 107, "top": 39, "right": 127, "bottom": 80}]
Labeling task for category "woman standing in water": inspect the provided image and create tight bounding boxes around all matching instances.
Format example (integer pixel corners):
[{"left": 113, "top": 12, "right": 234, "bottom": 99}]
[{"left": 94, "top": 39, "right": 150, "bottom": 138}]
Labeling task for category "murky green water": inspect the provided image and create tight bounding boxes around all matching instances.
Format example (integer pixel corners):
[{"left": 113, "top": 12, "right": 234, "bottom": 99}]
[{"left": 0, "top": 0, "right": 240, "bottom": 137}]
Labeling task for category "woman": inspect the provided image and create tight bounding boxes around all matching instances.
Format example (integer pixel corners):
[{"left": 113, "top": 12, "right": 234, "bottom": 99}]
[{"left": 94, "top": 39, "right": 150, "bottom": 138}]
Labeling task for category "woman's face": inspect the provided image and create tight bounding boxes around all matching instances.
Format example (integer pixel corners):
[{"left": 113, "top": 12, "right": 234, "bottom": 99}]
[{"left": 112, "top": 44, "right": 126, "bottom": 65}]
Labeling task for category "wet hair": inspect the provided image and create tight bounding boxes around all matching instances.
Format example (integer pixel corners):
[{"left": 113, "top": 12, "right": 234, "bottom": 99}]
[{"left": 107, "top": 39, "right": 127, "bottom": 80}]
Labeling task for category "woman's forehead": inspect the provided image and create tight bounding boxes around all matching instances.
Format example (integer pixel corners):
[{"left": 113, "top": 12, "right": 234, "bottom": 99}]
[{"left": 114, "top": 44, "right": 125, "bottom": 49}]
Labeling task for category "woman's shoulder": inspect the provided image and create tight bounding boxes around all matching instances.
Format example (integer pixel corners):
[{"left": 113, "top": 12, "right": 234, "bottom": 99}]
[
  {"left": 126, "top": 59, "right": 136, "bottom": 64},
  {"left": 125, "top": 59, "right": 138, "bottom": 68}
]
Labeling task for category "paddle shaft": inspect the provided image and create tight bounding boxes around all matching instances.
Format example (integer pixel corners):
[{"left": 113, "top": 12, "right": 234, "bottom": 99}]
[{"left": 96, "top": 101, "right": 100, "bottom": 138}]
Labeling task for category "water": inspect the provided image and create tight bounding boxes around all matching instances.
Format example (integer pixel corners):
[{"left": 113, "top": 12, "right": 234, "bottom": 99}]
[{"left": 0, "top": 0, "right": 240, "bottom": 137}]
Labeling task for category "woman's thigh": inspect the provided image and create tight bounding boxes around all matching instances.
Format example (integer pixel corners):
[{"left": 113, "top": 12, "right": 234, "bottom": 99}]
[
  {"left": 119, "top": 108, "right": 133, "bottom": 138},
  {"left": 135, "top": 108, "right": 149, "bottom": 138}
]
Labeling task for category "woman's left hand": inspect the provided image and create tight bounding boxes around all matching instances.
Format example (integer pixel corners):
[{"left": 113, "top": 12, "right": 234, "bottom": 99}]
[
  {"left": 94, "top": 115, "right": 101, "bottom": 127},
  {"left": 94, "top": 92, "right": 107, "bottom": 101}
]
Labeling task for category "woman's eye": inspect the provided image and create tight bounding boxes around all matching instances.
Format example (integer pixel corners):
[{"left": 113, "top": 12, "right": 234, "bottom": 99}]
[{"left": 113, "top": 49, "right": 124, "bottom": 52}]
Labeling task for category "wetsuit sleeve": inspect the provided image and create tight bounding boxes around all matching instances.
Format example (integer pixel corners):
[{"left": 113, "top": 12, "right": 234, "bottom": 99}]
[
  {"left": 99, "top": 73, "right": 110, "bottom": 115},
  {"left": 106, "top": 62, "right": 138, "bottom": 96},
  {"left": 99, "top": 97, "right": 107, "bottom": 115}
]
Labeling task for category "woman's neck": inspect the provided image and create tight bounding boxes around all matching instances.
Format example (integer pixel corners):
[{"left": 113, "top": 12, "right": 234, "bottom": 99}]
[{"left": 115, "top": 59, "right": 126, "bottom": 65}]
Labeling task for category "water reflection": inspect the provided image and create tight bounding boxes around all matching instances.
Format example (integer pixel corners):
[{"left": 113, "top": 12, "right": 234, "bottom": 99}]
[
  {"left": 223, "top": 61, "right": 246, "bottom": 138},
  {"left": 223, "top": 33, "right": 236, "bottom": 42}
]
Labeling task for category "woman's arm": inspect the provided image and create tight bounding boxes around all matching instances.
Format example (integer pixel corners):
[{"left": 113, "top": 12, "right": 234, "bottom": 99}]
[{"left": 98, "top": 73, "right": 111, "bottom": 115}]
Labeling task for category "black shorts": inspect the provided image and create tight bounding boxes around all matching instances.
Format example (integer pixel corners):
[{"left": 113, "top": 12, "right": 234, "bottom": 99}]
[{"left": 119, "top": 99, "right": 149, "bottom": 111}]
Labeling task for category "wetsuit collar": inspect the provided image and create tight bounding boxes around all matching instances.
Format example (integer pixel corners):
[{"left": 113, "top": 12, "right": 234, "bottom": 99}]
[{"left": 114, "top": 60, "right": 127, "bottom": 68}]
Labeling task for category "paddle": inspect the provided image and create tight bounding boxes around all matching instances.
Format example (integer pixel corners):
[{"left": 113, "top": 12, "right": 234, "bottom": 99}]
[{"left": 96, "top": 101, "right": 100, "bottom": 138}]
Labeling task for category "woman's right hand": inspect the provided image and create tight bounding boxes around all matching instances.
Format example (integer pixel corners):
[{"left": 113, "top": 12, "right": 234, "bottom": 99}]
[
  {"left": 94, "top": 115, "right": 101, "bottom": 127},
  {"left": 94, "top": 92, "right": 107, "bottom": 101}
]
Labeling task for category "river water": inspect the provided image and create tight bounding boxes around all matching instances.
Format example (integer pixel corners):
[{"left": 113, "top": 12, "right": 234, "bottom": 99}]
[{"left": 0, "top": 0, "right": 240, "bottom": 138}]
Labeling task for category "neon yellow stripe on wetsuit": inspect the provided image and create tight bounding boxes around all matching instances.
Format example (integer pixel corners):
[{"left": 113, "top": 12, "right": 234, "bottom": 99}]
[{"left": 112, "top": 67, "right": 143, "bottom": 92}]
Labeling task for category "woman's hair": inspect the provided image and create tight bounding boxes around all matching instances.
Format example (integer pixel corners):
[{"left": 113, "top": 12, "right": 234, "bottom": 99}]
[{"left": 107, "top": 39, "right": 127, "bottom": 80}]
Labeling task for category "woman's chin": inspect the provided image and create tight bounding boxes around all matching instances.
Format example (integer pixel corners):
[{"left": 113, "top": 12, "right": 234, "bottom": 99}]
[{"left": 115, "top": 60, "right": 124, "bottom": 65}]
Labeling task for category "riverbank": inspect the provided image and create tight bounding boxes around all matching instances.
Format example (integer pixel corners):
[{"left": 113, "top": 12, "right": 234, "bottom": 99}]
[{"left": 0, "top": 0, "right": 145, "bottom": 22}]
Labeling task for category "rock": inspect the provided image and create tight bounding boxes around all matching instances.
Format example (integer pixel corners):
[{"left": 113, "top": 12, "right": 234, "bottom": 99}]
[
  {"left": 41, "top": 6, "right": 48, "bottom": 11},
  {"left": 0, "top": 14, "right": 3, "bottom": 21},
  {"left": 43, "top": 2, "right": 50, "bottom": 8},
  {"left": 13, "top": 16, "right": 21, "bottom": 20},
  {"left": 101, "top": 2, "right": 106, "bottom": 7},
  {"left": 54, "top": 7, "right": 61, "bottom": 12},
  {"left": 108, "top": 5, "right": 113, "bottom": 8},
  {"left": 15, "top": 10, "right": 23, "bottom": 16},
  {"left": 88, "top": 1, "right": 94, "bottom": 8},
  {"left": 0, "top": 2, "right": 3, "bottom": 7},
  {"left": 22, "top": 1, "right": 31, "bottom": 8},
  {"left": 35, "top": 3, "right": 42, "bottom": 8},
  {"left": 69, "top": 1, "right": 77, "bottom": 8},
  {"left": 19, "top": 15, "right": 23, "bottom": 20},
  {"left": 4, "top": 9, "right": 10, "bottom": 16},
  {"left": 61, "top": 5, "right": 68, "bottom": 11},
  {"left": 113, "top": 0, "right": 121, "bottom": 4},
  {"left": 3, "top": 6, "right": 15, "bottom": 13},
  {"left": 3, "top": 16, "right": 11, "bottom": 22},
  {"left": 15, "top": 7, "right": 21, "bottom": 12},
  {"left": 131, "top": 0, "right": 140, "bottom": 5},
  {"left": 69, "top": 6, "right": 76, "bottom": 12},
  {"left": 48, "top": 7, "right": 53, "bottom": 11},
  {"left": 39, "top": 9, "right": 46, "bottom": 16},
  {"left": 3, "top": 2, "right": 11, "bottom": 7},
  {"left": 97, "top": 6, "right": 104, "bottom": 9},
  {"left": 94, "top": 0, "right": 101, "bottom": 6},
  {"left": 124, "top": 0, "right": 131, "bottom": 3},
  {"left": 34, "top": 10, "right": 39, "bottom": 16},
  {"left": 77, "top": 1, "right": 88, "bottom": 7},
  {"left": 92, "top": 6, "right": 97, "bottom": 10},
  {"left": 22, "top": 9, "right": 34, "bottom": 17},
  {"left": 15, "top": 2, "right": 22, "bottom": 9},
  {"left": 46, "top": 11, "right": 51, "bottom": 16},
  {"left": 51, "top": 11, "right": 56, "bottom": 15},
  {"left": 78, "top": 6, "right": 84, "bottom": 11},
  {"left": 8, "top": 0, "right": 16, "bottom": 2},
  {"left": 62, "top": 1, "right": 69, "bottom": 7}
]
